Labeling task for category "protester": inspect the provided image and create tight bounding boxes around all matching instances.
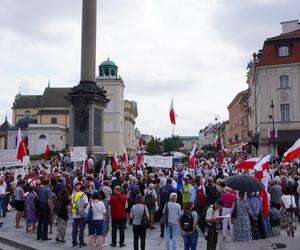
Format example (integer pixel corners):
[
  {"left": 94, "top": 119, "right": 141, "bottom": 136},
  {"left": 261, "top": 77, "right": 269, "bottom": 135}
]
[
  {"left": 164, "top": 192, "right": 181, "bottom": 250},
  {"left": 205, "top": 199, "right": 224, "bottom": 250},
  {"left": 220, "top": 187, "right": 235, "bottom": 240},
  {"left": 54, "top": 188, "right": 69, "bottom": 243},
  {"left": 232, "top": 191, "right": 255, "bottom": 241},
  {"left": 15, "top": 179, "right": 25, "bottom": 229},
  {"left": 24, "top": 185, "right": 37, "bottom": 233},
  {"left": 180, "top": 201, "right": 198, "bottom": 250},
  {"left": 109, "top": 185, "right": 127, "bottom": 247},
  {"left": 144, "top": 183, "right": 157, "bottom": 229},
  {"left": 130, "top": 194, "right": 149, "bottom": 250},
  {"left": 86, "top": 191, "right": 106, "bottom": 250}
]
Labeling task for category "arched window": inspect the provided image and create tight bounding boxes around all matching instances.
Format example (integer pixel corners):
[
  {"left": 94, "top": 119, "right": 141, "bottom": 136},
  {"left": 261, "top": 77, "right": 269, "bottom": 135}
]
[
  {"left": 279, "top": 75, "right": 289, "bottom": 88},
  {"left": 24, "top": 110, "right": 31, "bottom": 118},
  {"left": 104, "top": 69, "right": 109, "bottom": 76},
  {"left": 39, "top": 134, "right": 47, "bottom": 139},
  {"left": 111, "top": 69, "right": 116, "bottom": 76}
]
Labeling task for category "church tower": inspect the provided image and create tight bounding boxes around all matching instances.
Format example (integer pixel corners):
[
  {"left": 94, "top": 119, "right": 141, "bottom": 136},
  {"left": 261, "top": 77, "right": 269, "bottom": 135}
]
[{"left": 96, "top": 58, "right": 124, "bottom": 154}]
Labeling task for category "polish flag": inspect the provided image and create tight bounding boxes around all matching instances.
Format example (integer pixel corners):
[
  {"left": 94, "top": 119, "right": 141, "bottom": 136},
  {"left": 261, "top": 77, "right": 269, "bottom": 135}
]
[
  {"left": 112, "top": 152, "right": 118, "bottom": 171},
  {"left": 253, "top": 154, "right": 271, "bottom": 180},
  {"left": 138, "top": 135, "right": 143, "bottom": 148},
  {"left": 282, "top": 138, "right": 300, "bottom": 162},
  {"left": 82, "top": 159, "right": 88, "bottom": 176},
  {"left": 135, "top": 149, "right": 142, "bottom": 169},
  {"left": 169, "top": 98, "right": 176, "bottom": 125},
  {"left": 235, "top": 157, "right": 261, "bottom": 169},
  {"left": 43, "top": 141, "right": 51, "bottom": 161},
  {"left": 188, "top": 142, "right": 197, "bottom": 168},
  {"left": 121, "top": 146, "right": 130, "bottom": 171},
  {"left": 16, "top": 128, "right": 26, "bottom": 162}
]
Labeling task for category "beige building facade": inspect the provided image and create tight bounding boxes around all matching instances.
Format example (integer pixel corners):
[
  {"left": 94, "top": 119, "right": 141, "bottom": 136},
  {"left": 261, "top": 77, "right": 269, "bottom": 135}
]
[{"left": 247, "top": 20, "right": 300, "bottom": 156}]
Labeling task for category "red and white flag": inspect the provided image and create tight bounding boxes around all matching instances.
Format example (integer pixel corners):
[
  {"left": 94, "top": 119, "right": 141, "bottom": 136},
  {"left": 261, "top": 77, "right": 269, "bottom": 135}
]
[
  {"left": 235, "top": 157, "right": 261, "bottom": 169},
  {"left": 16, "top": 128, "right": 26, "bottom": 162},
  {"left": 82, "top": 159, "right": 88, "bottom": 176},
  {"left": 169, "top": 98, "right": 176, "bottom": 125},
  {"left": 43, "top": 141, "right": 51, "bottom": 161},
  {"left": 188, "top": 142, "right": 197, "bottom": 168},
  {"left": 135, "top": 149, "right": 142, "bottom": 169},
  {"left": 121, "top": 146, "right": 130, "bottom": 171},
  {"left": 253, "top": 154, "right": 271, "bottom": 180},
  {"left": 282, "top": 138, "right": 300, "bottom": 162},
  {"left": 138, "top": 134, "right": 143, "bottom": 148},
  {"left": 112, "top": 152, "right": 118, "bottom": 171}
]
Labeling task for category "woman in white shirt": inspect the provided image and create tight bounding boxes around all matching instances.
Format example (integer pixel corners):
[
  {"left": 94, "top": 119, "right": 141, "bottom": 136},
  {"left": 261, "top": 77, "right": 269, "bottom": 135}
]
[{"left": 86, "top": 192, "right": 106, "bottom": 250}]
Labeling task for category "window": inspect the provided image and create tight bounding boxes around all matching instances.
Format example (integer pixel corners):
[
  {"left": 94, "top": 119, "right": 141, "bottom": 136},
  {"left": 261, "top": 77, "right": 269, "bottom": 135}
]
[
  {"left": 278, "top": 46, "right": 289, "bottom": 57},
  {"left": 51, "top": 117, "right": 57, "bottom": 124},
  {"left": 279, "top": 75, "right": 289, "bottom": 88},
  {"left": 24, "top": 110, "right": 31, "bottom": 118},
  {"left": 111, "top": 69, "right": 116, "bottom": 76},
  {"left": 280, "top": 104, "right": 291, "bottom": 122},
  {"left": 39, "top": 134, "right": 46, "bottom": 139},
  {"left": 104, "top": 69, "right": 109, "bottom": 76}
]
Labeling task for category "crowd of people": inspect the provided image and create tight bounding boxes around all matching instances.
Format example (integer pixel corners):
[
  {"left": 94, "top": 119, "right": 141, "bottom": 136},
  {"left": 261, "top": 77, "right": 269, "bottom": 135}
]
[{"left": 0, "top": 153, "right": 299, "bottom": 250}]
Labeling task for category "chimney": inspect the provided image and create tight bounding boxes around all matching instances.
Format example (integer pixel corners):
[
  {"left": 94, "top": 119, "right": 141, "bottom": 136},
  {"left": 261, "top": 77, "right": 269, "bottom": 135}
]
[{"left": 280, "top": 19, "right": 300, "bottom": 34}]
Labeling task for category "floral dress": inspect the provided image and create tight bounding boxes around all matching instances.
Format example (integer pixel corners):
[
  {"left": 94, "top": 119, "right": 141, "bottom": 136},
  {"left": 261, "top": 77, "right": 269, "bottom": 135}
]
[
  {"left": 25, "top": 192, "right": 37, "bottom": 224},
  {"left": 102, "top": 198, "right": 109, "bottom": 236},
  {"left": 232, "top": 200, "right": 253, "bottom": 241}
]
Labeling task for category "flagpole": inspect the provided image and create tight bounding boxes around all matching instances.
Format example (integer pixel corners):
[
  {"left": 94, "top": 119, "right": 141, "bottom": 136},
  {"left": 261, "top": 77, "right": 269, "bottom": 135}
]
[{"left": 172, "top": 124, "right": 174, "bottom": 136}]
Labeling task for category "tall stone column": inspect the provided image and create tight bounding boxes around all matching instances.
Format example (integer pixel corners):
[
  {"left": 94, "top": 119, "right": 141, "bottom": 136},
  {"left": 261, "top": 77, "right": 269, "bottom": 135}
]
[
  {"left": 80, "top": 0, "right": 97, "bottom": 83},
  {"left": 66, "top": 0, "right": 110, "bottom": 157}
]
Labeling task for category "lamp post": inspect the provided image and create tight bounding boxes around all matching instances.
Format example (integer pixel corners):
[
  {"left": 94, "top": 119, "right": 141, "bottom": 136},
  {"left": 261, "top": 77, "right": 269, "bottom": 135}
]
[{"left": 269, "top": 99, "right": 276, "bottom": 155}]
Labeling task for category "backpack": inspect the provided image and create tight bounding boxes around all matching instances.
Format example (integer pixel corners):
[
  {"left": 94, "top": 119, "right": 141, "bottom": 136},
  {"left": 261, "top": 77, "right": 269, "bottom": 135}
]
[
  {"left": 206, "top": 185, "right": 219, "bottom": 205},
  {"left": 144, "top": 191, "right": 155, "bottom": 209},
  {"left": 180, "top": 212, "right": 194, "bottom": 232},
  {"left": 54, "top": 198, "right": 64, "bottom": 216},
  {"left": 76, "top": 195, "right": 86, "bottom": 216},
  {"left": 196, "top": 189, "right": 206, "bottom": 208},
  {"left": 159, "top": 187, "right": 170, "bottom": 208}
]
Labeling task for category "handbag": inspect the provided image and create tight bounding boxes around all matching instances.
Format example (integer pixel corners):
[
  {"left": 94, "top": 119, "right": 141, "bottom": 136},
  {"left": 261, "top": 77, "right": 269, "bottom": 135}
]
[
  {"left": 85, "top": 201, "right": 93, "bottom": 224},
  {"left": 141, "top": 205, "right": 150, "bottom": 227},
  {"left": 231, "top": 200, "right": 237, "bottom": 219},
  {"left": 161, "top": 202, "right": 169, "bottom": 225}
]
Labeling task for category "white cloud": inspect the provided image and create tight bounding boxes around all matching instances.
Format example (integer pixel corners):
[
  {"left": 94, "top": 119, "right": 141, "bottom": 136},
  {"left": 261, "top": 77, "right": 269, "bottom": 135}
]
[{"left": 0, "top": 0, "right": 298, "bottom": 138}]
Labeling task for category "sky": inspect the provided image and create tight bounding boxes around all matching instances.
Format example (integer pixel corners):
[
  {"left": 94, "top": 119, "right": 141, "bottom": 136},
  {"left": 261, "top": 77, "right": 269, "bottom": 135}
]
[{"left": 0, "top": 0, "right": 299, "bottom": 138}]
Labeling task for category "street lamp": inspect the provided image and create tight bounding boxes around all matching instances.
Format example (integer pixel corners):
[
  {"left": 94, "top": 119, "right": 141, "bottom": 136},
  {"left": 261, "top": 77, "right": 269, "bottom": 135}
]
[{"left": 268, "top": 99, "right": 275, "bottom": 155}]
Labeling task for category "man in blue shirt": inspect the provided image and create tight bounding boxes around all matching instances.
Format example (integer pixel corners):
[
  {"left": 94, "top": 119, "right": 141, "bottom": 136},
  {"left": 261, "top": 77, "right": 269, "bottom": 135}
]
[{"left": 37, "top": 177, "right": 53, "bottom": 241}]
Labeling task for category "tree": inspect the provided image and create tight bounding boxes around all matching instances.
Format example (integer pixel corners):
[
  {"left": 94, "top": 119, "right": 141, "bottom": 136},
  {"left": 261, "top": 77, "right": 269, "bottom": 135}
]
[
  {"left": 146, "top": 137, "right": 161, "bottom": 155},
  {"left": 162, "top": 136, "right": 183, "bottom": 152}
]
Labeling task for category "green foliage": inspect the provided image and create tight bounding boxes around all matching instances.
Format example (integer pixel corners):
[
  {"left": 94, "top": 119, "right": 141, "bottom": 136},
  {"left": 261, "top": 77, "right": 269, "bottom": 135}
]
[
  {"left": 162, "top": 136, "right": 183, "bottom": 152},
  {"left": 146, "top": 137, "right": 162, "bottom": 155}
]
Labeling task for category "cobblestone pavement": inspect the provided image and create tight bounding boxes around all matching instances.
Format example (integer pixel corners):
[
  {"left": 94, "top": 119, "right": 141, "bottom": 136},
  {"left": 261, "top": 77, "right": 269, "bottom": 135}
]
[{"left": 0, "top": 211, "right": 300, "bottom": 250}]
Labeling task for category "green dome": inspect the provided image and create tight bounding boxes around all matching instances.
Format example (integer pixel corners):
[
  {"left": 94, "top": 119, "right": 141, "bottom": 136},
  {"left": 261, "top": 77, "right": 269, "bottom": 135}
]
[{"left": 99, "top": 58, "right": 118, "bottom": 68}]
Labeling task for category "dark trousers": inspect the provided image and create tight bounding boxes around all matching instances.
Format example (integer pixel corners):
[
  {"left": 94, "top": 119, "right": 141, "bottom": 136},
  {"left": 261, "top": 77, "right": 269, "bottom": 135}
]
[
  {"left": 207, "top": 224, "right": 218, "bottom": 250},
  {"left": 72, "top": 217, "right": 86, "bottom": 244},
  {"left": 37, "top": 209, "right": 50, "bottom": 240},
  {"left": 133, "top": 225, "right": 146, "bottom": 250},
  {"left": 112, "top": 219, "right": 126, "bottom": 245},
  {"left": 0, "top": 197, "right": 6, "bottom": 217}
]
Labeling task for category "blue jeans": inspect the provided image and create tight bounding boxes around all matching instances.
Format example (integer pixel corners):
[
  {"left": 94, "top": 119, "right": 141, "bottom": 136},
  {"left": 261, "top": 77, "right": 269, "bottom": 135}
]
[
  {"left": 165, "top": 223, "right": 179, "bottom": 250},
  {"left": 183, "top": 229, "right": 199, "bottom": 250},
  {"left": 0, "top": 197, "right": 6, "bottom": 217}
]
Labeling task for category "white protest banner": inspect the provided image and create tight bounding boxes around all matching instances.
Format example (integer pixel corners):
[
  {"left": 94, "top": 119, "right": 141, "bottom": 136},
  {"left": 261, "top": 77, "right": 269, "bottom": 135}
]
[
  {"left": 70, "top": 147, "right": 87, "bottom": 162},
  {"left": 0, "top": 149, "right": 23, "bottom": 167},
  {"left": 143, "top": 155, "right": 173, "bottom": 168}
]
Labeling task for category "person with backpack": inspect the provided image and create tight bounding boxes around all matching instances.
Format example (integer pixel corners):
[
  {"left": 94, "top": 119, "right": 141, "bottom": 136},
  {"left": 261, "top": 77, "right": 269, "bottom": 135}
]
[
  {"left": 71, "top": 184, "right": 88, "bottom": 247},
  {"left": 54, "top": 188, "right": 69, "bottom": 243},
  {"left": 180, "top": 201, "right": 199, "bottom": 250},
  {"left": 144, "top": 183, "right": 157, "bottom": 229},
  {"left": 164, "top": 192, "right": 181, "bottom": 250}
]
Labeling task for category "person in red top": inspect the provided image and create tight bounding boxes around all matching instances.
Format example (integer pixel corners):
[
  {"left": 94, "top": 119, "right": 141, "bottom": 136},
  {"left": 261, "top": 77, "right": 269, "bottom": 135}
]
[
  {"left": 109, "top": 186, "right": 128, "bottom": 247},
  {"left": 220, "top": 187, "right": 236, "bottom": 240}
]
